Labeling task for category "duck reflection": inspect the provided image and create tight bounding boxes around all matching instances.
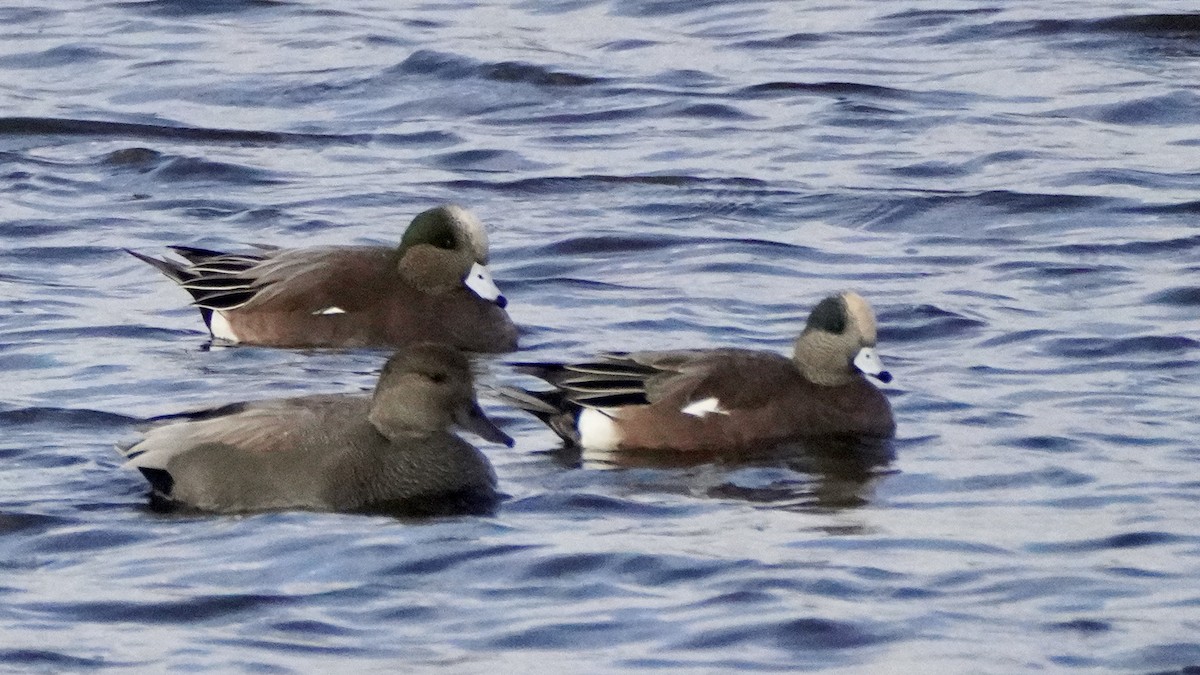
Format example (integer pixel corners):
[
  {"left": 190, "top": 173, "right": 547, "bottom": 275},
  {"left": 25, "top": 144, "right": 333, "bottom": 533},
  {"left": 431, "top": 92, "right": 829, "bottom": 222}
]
[{"left": 547, "top": 435, "right": 894, "bottom": 511}]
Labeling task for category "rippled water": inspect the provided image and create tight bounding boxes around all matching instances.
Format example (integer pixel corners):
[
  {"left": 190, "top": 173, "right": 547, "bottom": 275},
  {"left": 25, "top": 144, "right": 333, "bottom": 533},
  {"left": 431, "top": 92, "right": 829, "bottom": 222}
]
[{"left": 2, "top": 1, "right": 1199, "bottom": 672}]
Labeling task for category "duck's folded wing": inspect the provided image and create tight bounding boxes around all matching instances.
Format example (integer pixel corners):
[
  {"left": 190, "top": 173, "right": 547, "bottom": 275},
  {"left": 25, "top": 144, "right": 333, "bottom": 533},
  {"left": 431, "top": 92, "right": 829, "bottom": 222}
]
[
  {"left": 167, "top": 247, "right": 271, "bottom": 310},
  {"left": 624, "top": 349, "right": 799, "bottom": 412},
  {"left": 513, "top": 355, "right": 658, "bottom": 408},
  {"left": 180, "top": 246, "right": 384, "bottom": 313},
  {"left": 120, "top": 400, "right": 329, "bottom": 470},
  {"left": 513, "top": 349, "right": 794, "bottom": 412}
]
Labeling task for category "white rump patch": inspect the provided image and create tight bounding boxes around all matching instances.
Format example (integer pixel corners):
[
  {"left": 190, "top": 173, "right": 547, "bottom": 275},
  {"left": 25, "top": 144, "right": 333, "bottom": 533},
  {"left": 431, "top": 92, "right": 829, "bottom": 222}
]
[
  {"left": 578, "top": 408, "right": 622, "bottom": 451},
  {"left": 681, "top": 397, "right": 729, "bottom": 418},
  {"left": 313, "top": 306, "right": 346, "bottom": 315},
  {"left": 464, "top": 262, "right": 503, "bottom": 301},
  {"left": 209, "top": 312, "right": 240, "bottom": 342}
]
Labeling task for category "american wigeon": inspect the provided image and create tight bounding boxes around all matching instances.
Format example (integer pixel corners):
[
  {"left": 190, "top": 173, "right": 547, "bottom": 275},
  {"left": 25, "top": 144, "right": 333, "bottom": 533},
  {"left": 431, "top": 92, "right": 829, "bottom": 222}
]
[
  {"left": 127, "top": 204, "right": 519, "bottom": 352},
  {"left": 118, "top": 343, "right": 513, "bottom": 514},
  {"left": 502, "top": 291, "right": 894, "bottom": 451}
]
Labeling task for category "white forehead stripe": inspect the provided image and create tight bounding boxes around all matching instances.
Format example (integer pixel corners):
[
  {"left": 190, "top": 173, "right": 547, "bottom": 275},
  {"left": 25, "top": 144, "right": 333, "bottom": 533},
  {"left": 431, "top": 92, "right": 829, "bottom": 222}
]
[
  {"left": 465, "top": 262, "right": 503, "bottom": 301},
  {"left": 842, "top": 292, "right": 877, "bottom": 343},
  {"left": 681, "top": 397, "right": 729, "bottom": 417},
  {"left": 444, "top": 204, "right": 490, "bottom": 261},
  {"left": 313, "top": 306, "right": 346, "bottom": 315}
]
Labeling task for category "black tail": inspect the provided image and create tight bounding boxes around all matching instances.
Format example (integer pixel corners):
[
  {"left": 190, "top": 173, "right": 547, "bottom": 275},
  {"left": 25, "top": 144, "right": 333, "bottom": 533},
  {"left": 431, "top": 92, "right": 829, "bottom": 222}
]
[
  {"left": 166, "top": 245, "right": 230, "bottom": 264},
  {"left": 510, "top": 359, "right": 652, "bottom": 408},
  {"left": 496, "top": 386, "right": 582, "bottom": 446},
  {"left": 125, "top": 248, "right": 193, "bottom": 284},
  {"left": 126, "top": 248, "right": 215, "bottom": 330},
  {"left": 137, "top": 467, "right": 175, "bottom": 497}
]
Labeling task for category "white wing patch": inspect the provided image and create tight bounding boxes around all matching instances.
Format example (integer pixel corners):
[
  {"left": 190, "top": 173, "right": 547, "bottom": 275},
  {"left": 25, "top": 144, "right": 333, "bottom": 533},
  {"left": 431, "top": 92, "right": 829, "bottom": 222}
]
[
  {"left": 313, "top": 306, "right": 346, "bottom": 315},
  {"left": 681, "top": 397, "right": 729, "bottom": 417}
]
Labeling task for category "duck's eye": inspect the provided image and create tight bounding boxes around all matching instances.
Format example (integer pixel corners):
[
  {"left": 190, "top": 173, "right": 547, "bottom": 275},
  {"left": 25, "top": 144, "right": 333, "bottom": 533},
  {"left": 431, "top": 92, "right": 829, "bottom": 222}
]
[{"left": 427, "top": 372, "right": 447, "bottom": 384}]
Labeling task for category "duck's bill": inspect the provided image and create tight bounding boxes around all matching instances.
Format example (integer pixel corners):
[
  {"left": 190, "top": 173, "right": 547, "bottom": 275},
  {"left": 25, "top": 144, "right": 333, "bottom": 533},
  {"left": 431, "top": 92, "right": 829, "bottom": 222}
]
[
  {"left": 456, "top": 401, "right": 515, "bottom": 447},
  {"left": 465, "top": 262, "right": 507, "bottom": 308},
  {"left": 853, "top": 347, "right": 893, "bottom": 384}
]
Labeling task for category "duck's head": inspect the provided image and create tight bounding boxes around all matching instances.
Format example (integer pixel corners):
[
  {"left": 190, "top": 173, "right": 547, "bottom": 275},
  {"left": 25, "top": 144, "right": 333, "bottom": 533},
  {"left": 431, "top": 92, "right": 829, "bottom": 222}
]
[
  {"left": 793, "top": 291, "right": 891, "bottom": 387},
  {"left": 369, "top": 343, "right": 513, "bottom": 447},
  {"left": 397, "top": 204, "right": 507, "bottom": 308}
]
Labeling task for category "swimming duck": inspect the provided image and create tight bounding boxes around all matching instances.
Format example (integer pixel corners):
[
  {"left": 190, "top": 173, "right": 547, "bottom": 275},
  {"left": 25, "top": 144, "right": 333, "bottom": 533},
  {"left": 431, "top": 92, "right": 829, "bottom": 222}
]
[
  {"left": 118, "top": 343, "right": 513, "bottom": 514},
  {"left": 127, "top": 204, "right": 518, "bottom": 352},
  {"left": 503, "top": 291, "right": 894, "bottom": 451}
]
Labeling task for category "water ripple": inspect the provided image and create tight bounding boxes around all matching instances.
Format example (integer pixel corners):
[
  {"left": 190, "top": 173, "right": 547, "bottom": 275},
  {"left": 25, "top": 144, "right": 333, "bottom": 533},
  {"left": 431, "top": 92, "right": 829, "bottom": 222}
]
[
  {"left": 398, "top": 49, "right": 606, "bottom": 87},
  {"left": 2, "top": 0, "right": 1199, "bottom": 672},
  {"left": 0, "top": 116, "right": 371, "bottom": 145}
]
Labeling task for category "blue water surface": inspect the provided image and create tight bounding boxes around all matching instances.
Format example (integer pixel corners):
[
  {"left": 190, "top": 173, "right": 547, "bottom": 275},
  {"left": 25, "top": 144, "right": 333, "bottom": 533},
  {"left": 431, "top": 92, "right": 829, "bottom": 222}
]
[{"left": 1, "top": 1, "right": 1199, "bottom": 672}]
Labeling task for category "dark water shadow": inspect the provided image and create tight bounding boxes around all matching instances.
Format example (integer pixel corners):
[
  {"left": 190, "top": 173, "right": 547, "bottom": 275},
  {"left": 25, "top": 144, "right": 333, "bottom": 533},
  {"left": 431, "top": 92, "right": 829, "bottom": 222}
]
[
  {"left": 128, "top": 487, "right": 500, "bottom": 520},
  {"left": 549, "top": 436, "right": 895, "bottom": 511}
]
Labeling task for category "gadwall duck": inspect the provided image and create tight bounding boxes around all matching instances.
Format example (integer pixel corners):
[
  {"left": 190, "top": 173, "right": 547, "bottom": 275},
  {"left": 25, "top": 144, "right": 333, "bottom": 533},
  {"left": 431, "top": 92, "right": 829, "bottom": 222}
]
[{"left": 118, "top": 343, "right": 513, "bottom": 514}]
